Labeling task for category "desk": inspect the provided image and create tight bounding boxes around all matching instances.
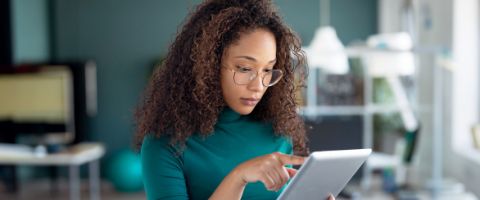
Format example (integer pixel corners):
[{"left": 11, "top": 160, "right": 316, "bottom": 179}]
[{"left": 0, "top": 143, "right": 105, "bottom": 200}]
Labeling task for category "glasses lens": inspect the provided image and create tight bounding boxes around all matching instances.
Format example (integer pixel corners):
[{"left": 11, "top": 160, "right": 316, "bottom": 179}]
[
  {"left": 233, "top": 71, "right": 254, "bottom": 85},
  {"left": 263, "top": 70, "right": 283, "bottom": 86},
  {"left": 233, "top": 69, "right": 283, "bottom": 87}
]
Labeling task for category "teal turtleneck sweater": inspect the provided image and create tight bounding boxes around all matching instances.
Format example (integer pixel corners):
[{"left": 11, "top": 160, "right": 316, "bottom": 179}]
[{"left": 141, "top": 107, "right": 293, "bottom": 200}]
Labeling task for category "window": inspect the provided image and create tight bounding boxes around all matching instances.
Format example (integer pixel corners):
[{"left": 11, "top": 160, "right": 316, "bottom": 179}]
[{"left": 452, "top": 0, "right": 480, "bottom": 164}]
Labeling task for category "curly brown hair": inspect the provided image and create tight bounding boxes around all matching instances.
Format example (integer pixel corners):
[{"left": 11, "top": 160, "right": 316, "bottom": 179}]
[{"left": 134, "top": 0, "right": 309, "bottom": 155}]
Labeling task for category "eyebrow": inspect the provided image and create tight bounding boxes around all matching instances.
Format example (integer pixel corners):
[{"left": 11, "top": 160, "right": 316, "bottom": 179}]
[{"left": 235, "top": 55, "right": 277, "bottom": 64}]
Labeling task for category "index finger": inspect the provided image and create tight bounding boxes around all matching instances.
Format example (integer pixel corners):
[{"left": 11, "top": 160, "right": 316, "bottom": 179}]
[{"left": 276, "top": 153, "right": 305, "bottom": 165}]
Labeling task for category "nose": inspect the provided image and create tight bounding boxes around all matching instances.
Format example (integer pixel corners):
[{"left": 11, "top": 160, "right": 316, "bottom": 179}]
[{"left": 247, "top": 73, "right": 265, "bottom": 92}]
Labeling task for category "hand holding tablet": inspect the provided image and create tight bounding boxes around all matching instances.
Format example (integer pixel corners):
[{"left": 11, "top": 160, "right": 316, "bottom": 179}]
[{"left": 277, "top": 149, "right": 372, "bottom": 200}]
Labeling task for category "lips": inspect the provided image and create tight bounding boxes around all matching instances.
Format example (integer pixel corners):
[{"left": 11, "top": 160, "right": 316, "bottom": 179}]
[{"left": 240, "top": 97, "right": 259, "bottom": 106}]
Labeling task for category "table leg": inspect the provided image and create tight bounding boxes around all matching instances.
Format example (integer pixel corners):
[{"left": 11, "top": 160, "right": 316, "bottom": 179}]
[
  {"left": 69, "top": 165, "right": 80, "bottom": 200},
  {"left": 89, "top": 160, "right": 100, "bottom": 200}
]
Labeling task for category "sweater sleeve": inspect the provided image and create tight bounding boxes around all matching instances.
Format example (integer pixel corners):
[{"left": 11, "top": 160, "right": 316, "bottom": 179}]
[{"left": 141, "top": 135, "right": 189, "bottom": 200}]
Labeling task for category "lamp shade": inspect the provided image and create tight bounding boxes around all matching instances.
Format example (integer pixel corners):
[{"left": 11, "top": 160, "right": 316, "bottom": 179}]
[{"left": 303, "top": 26, "right": 349, "bottom": 74}]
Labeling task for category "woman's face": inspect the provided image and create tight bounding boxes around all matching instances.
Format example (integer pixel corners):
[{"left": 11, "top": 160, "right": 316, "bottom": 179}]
[{"left": 220, "top": 28, "right": 277, "bottom": 115}]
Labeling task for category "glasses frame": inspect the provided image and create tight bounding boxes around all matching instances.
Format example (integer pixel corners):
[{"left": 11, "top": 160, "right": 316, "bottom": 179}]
[{"left": 222, "top": 66, "right": 283, "bottom": 87}]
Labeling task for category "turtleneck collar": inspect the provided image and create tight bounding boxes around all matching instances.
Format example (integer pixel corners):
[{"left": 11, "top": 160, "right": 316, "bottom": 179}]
[{"left": 218, "top": 107, "right": 243, "bottom": 122}]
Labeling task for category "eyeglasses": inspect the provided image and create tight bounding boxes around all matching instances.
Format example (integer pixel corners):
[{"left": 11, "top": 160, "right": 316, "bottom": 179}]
[{"left": 222, "top": 66, "right": 283, "bottom": 87}]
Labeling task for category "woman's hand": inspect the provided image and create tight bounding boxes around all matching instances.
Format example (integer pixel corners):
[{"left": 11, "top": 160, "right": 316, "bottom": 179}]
[
  {"left": 231, "top": 152, "right": 305, "bottom": 191},
  {"left": 210, "top": 152, "right": 335, "bottom": 200}
]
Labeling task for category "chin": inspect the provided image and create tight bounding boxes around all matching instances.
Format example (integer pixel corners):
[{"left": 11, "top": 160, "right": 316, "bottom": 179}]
[{"left": 232, "top": 106, "right": 255, "bottom": 115}]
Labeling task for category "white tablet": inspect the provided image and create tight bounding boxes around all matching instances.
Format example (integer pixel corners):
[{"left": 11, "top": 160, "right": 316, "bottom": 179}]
[{"left": 277, "top": 149, "right": 372, "bottom": 200}]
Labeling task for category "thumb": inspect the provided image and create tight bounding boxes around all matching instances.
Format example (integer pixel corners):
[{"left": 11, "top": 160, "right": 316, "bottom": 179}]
[{"left": 286, "top": 168, "right": 297, "bottom": 178}]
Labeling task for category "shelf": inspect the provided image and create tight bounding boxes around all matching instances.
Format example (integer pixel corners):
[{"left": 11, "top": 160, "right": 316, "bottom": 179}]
[
  {"left": 302, "top": 46, "right": 431, "bottom": 191},
  {"left": 345, "top": 46, "right": 444, "bottom": 57},
  {"left": 300, "top": 105, "right": 411, "bottom": 116}
]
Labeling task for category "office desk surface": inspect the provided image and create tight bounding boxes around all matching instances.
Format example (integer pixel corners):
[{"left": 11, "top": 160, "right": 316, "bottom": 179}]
[{"left": 0, "top": 143, "right": 105, "bottom": 166}]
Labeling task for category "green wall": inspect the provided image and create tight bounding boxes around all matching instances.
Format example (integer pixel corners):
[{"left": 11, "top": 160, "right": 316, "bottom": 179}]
[
  {"left": 52, "top": 0, "right": 377, "bottom": 158},
  {"left": 11, "top": 0, "right": 50, "bottom": 63},
  {"left": 330, "top": 0, "right": 378, "bottom": 44},
  {"left": 276, "top": 0, "right": 377, "bottom": 45}
]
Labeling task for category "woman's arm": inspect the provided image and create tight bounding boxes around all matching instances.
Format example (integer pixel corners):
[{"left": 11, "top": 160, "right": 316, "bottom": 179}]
[
  {"left": 141, "top": 136, "right": 188, "bottom": 200},
  {"left": 208, "top": 168, "right": 247, "bottom": 200},
  {"left": 209, "top": 152, "right": 304, "bottom": 200}
]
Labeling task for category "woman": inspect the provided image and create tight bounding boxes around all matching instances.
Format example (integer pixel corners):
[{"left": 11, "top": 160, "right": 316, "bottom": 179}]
[{"left": 135, "top": 0, "right": 335, "bottom": 199}]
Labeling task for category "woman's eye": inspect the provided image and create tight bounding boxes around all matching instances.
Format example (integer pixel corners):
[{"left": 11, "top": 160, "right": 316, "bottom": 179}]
[
  {"left": 264, "top": 68, "right": 273, "bottom": 73},
  {"left": 236, "top": 66, "right": 251, "bottom": 73}
]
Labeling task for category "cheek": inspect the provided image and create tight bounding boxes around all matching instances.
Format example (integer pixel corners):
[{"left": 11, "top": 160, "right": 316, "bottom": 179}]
[{"left": 221, "top": 73, "right": 237, "bottom": 100}]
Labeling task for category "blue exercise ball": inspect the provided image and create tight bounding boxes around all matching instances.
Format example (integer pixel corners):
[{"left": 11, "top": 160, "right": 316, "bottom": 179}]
[{"left": 105, "top": 149, "right": 143, "bottom": 192}]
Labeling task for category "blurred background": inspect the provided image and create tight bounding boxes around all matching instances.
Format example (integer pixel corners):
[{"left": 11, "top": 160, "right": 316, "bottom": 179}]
[{"left": 0, "top": 0, "right": 479, "bottom": 199}]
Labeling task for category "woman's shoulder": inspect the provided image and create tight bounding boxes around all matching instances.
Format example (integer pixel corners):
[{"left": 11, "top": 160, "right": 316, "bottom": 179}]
[
  {"left": 141, "top": 134, "right": 167, "bottom": 148},
  {"left": 141, "top": 134, "right": 182, "bottom": 157}
]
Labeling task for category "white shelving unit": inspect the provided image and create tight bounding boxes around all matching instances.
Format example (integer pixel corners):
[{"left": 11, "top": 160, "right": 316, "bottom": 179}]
[{"left": 300, "top": 46, "right": 424, "bottom": 190}]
